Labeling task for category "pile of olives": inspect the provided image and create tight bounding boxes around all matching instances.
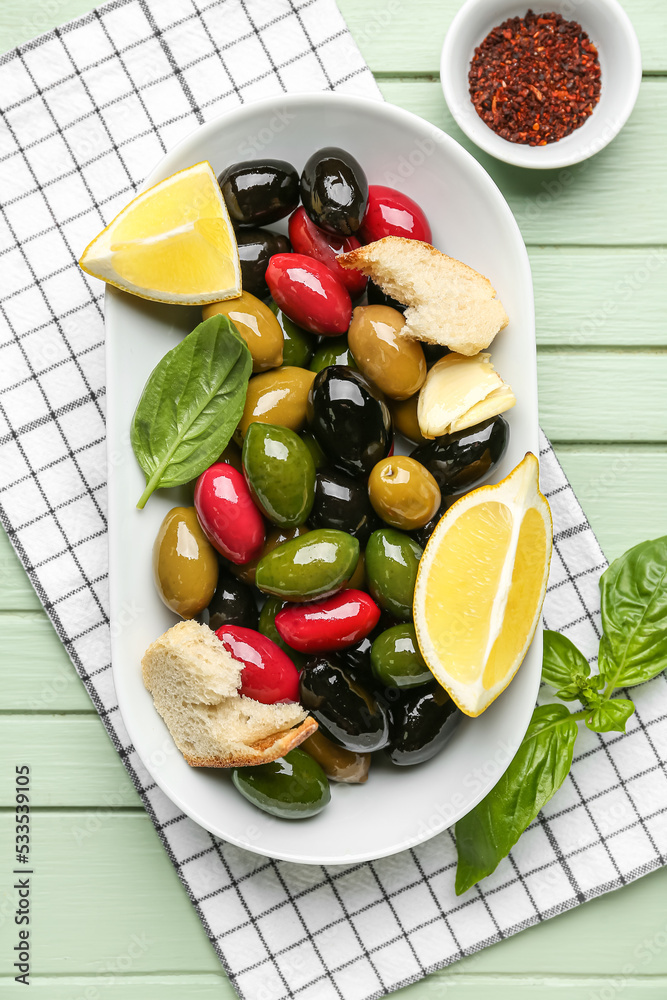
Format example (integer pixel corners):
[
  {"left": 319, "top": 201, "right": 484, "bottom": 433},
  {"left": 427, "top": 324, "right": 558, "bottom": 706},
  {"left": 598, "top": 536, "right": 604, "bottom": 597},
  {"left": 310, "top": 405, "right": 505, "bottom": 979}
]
[{"left": 151, "top": 148, "right": 511, "bottom": 820}]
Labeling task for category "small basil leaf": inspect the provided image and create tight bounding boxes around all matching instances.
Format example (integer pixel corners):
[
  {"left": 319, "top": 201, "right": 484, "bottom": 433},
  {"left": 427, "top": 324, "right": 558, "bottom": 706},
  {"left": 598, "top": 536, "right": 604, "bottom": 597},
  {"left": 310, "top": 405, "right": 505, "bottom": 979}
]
[
  {"left": 542, "top": 630, "right": 590, "bottom": 690},
  {"left": 599, "top": 536, "right": 667, "bottom": 690},
  {"left": 585, "top": 698, "right": 635, "bottom": 734},
  {"left": 131, "top": 314, "right": 252, "bottom": 508},
  {"left": 454, "top": 704, "right": 578, "bottom": 895},
  {"left": 555, "top": 682, "right": 585, "bottom": 702}
]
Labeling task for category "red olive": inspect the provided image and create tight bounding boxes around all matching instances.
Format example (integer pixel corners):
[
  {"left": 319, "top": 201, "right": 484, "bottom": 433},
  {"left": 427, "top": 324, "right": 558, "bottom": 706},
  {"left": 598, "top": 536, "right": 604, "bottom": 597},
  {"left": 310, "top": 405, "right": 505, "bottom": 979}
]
[
  {"left": 194, "top": 463, "right": 265, "bottom": 565},
  {"left": 215, "top": 625, "right": 300, "bottom": 704},
  {"left": 359, "top": 185, "right": 432, "bottom": 244},
  {"left": 275, "top": 589, "right": 381, "bottom": 653},
  {"left": 288, "top": 207, "right": 367, "bottom": 299},
  {"left": 265, "top": 253, "right": 352, "bottom": 336}
]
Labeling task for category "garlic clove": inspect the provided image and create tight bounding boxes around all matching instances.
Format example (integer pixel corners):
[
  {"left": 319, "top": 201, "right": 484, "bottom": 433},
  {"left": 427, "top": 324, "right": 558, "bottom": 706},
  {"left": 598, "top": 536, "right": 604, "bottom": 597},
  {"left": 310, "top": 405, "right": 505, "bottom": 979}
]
[{"left": 417, "top": 353, "right": 515, "bottom": 438}]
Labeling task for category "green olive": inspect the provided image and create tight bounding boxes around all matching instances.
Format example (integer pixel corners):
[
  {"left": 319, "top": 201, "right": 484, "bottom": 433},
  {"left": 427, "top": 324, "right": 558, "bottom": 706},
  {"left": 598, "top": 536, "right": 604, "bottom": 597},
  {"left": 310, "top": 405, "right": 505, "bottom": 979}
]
[
  {"left": 365, "top": 528, "right": 422, "bottom": 621},
  {"left": 153, "top": 507, "right": 218, "bottom": 618},
  {"left": 302, "top": 730, "right": 370, "bottom": 784},
  {"left": 389, "top": 395, "right": 427, "bottom": 445},
  {"left": 368, "top": 456, "right": 441, "bottom": 530},
  {"left": 238, "top": 366, "right": 316, "bottom": 436},
  {"left": 269, "top": 301, "right": 316, "bottom": 367},
  {"left": 203, "top": 290, "right": 283, "bottom": 372},
  {"left": 255, "top": 528, "right": 359, "bottom": 602},
  {"left": 371, "top": 624, "right": 432, "bottom": 689},
  {"left": 232, "top": 749, "right": 330, "bottom": 819},
  {"left": 309, "top": 335, "right": 358, "bottom": 374},
  {"left": 232, "top": 525, "right": 310, "bottom": 586},
  {"left": 347, "top": 305, "right": 426, "bottom": 400}
]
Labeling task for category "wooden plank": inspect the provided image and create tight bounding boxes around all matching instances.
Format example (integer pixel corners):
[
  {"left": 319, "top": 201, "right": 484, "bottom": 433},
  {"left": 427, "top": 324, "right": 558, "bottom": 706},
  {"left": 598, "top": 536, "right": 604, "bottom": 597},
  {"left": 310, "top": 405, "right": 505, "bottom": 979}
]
[
  {"left": 530, "top": 249, "right": 667, "bottom": 347},
  {"left": 0, "top": 810, "right": 665, "bottom": 977},
  {"left": 1, "top": 975, "right": 666, "bottom": 999},
  {"left": 377, "top": 79, "right": 667, "bottom": 246},
  {"left": 0, "top": 529, "right": 41, "bottom": 610},
  {"left": 0, "top": 716, "right": 138, "bottom": 806},
  {"left": 0, "top": 612, "right": 92, "bottom": 711},
  {"left": 538, "top": 352, "right": 667, "bottom": 443},
  {"left": 338, "top": 0, "right": 667, "bottom": 74}
]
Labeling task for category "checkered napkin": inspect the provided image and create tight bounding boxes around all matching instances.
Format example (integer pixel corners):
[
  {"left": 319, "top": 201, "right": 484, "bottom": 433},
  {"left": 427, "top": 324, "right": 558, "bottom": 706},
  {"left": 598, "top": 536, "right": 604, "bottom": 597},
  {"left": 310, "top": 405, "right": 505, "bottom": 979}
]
[{"left": 1, "top": 1, "right": 666, "bottom": 997}]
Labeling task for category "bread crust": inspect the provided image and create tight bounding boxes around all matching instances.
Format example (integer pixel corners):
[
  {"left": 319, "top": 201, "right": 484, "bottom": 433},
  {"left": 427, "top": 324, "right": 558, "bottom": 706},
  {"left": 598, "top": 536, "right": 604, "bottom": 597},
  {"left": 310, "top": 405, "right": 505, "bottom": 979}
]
[{"left": 183, "top": 716, "right": 319, "bottom": 768}]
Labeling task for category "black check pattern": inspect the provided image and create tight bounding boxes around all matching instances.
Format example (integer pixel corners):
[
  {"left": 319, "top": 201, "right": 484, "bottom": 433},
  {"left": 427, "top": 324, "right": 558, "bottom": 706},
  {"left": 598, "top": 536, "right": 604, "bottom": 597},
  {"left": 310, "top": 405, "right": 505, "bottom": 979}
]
[{"left": 1, "top": 2, "right": 666, "bottom": 999}]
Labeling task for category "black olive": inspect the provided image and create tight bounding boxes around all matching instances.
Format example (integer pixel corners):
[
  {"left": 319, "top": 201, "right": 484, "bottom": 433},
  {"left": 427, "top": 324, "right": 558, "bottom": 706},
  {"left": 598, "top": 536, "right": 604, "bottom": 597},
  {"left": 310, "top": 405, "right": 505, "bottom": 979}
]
[
  {"left": 299, "top": 658, "right": 389, "bottom": 753},
  {"left": 235, "top": 228, "right": 290, "bottom": 298},
  {"left": 366, "top": 280, "right": 406, "bottom": 313},
  {"left": 385, "top": 684, "right": 459, "bottom": 766},
  {"left": 421, "top": 343, "right": 451, "bottom": 368},
  {"left": 338, "top": 613, "right": 395, "bottom": 674},
  {"left": 411, "top": 416, "right": 510, "bottom": 495},
  {"left": 218, "top": 159, "right": 299, "bottom": 227},
  {"left": 310, "top": 469, "right": 380, "bottom": 545},
  {"left": 410, "top": 499, "right": 454, "bottom": 549},
  {"left": 307, "top": 366, "right": 392, "bottom": 479},
  {"left": 197, "top": 566, "right": 258, "bottom": 631},
  {"left": 300, "top": 147, "right": 368, "bottom": 236}
]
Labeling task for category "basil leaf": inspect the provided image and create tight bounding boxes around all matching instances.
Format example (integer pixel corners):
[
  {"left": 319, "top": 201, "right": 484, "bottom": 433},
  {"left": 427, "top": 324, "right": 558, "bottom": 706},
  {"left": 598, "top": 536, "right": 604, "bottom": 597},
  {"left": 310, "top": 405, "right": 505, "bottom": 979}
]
[
  {"left": 454, "top": 704, "right": 578, "bottom": 895},
  {"left": 131, "top": 315, "right": 252, "bottom": 508},
  {"left": 542, "top": 629, "right": 590, "bottom": 690},
  {"left": 585, "top": 698, "right": 635, "bottom": 734},
  {"left": 598, "top": 536, "right": 667, "bottom": 690}
]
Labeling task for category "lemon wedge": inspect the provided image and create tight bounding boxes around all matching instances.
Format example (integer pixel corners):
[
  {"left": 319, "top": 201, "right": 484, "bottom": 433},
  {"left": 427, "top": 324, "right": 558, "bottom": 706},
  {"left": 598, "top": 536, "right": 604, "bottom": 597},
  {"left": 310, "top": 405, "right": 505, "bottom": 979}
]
[
  {"left": 79, "top": 161, "right": 241, "bottom": 305},
  {"left": 413, "top": 453, "right": 552, "bottom": 717}
]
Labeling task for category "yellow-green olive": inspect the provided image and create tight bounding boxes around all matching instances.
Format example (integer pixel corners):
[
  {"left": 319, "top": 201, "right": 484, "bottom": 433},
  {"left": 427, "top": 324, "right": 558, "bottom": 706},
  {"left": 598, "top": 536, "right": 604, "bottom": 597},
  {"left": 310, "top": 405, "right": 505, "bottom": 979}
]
[
  {"left": 153, "top": 507, "right": 218, "bottom": 618},
  {"left": 348, "top": 550, "right": 366, "bottom": 590},
  {"left": 203, "top": 291, "right": 283, "bottom": 372},
  {"left": 347, "top": 305, "right": 426, "bottom": 400},
  {"left": 368, "top": 456, "right": 441, "bottom": 530},
  {"left": 389, "top": 395, "right": 427, "bottom": 445},
  {"left": 232, "top": 525, "right": 310, "bottom": 585},
  {"left": 302, "top": 730, "right": 370, "bottom": 784},
  {"left": 238, "top": 366, "right": 316, "bottom": 436}
]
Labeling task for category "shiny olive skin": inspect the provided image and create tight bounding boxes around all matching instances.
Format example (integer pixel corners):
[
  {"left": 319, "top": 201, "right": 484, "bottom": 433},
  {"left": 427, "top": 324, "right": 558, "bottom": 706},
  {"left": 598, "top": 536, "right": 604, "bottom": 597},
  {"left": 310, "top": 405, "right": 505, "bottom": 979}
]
[
  {"left": 309, "top": 336, "right": 358, "bottom": 374},
  {"left": 367, "top": 280, "right": 406, "bottom": 313},
  {"left": 359, "top": 185, "right": 432, "bottom": 244},
  {"left": 302, "top": 730, "right": 370, "bottom": 784},
  {"left": 288, "top": 206, "right": 367, "bottom": 298},
  {"left": 275, "top": 590, "right": 381, "bottom": 654},
  {"left": 411, "top": 500, "right": 452, "bottom": 549},
  {"left": 299, "top": 658, "right": 389, "bottom": 753},
  {"left": 258, "top": 595, "right": 307, "bottom": 669},
  {"left": 310, "top": 469, "right": 379, "bottom": 545},
  {"left": 348, "top": 549, "right": 366, "bottom": 590},
  {"left": 307, "top": 366, "right": 392, "bottom": 479},
  {"left": 338, "top": 614, "right": 393, "bottom": 674},
  {"left": 411, "top": 415, "right": 510, "bottom": 495},
  {"left": 347, "top": 305, "right": 426, "bottom": 400},
  {"left": 269, "top": 302, "right": 316, "bottom": 368},
  {"left": 235, "top": 228, "right": 290, "bottom": 298},
  {"left": 232, "top": 525, "right": 310, "bottom": 586},
  {"left": 385, "top": 684, "right": 459, "bottom": 766},
  {"left": 300, "top": 147, "right": 368, "bottom": 236},
  {"left": 301, "top": 430, "right": 327, "bottom": 470},
  {"left": 197, "top": 566, "right": 258, "bottom": 631},
  {"left": 153, "top": 507, "right": 218, "bottom": 619},
  {"left": 232, "top": 749, "right": 330, "bottom": 819},
  {"left": 371, "top": 624, "right": 431, "bottom": 689},
  {"left": 218, "top": 159, "right": 299, "bottom": 227},
  {"left": 389, "top": 396, "right": 427, "bottom": 446},
  {"left": 239, "top": 366, "right": 316, "bottom": 436},
  {"left": 365, "top": 528, "right": 422, "bottom": 621},
  {"left": 242, "top": 423, "right": 315, "bottom": 528},
  {"left": 203, "top": 291, "right": 284, "bottom": 372},
  {"left": 368, "top": 456, "right": 441, "bottom": 531},
  {"left": 255, "top": 528, "right": 359, "bottom": 602},
  {"left": 266, "top": 254, "right": 352, "bottom": 336}
]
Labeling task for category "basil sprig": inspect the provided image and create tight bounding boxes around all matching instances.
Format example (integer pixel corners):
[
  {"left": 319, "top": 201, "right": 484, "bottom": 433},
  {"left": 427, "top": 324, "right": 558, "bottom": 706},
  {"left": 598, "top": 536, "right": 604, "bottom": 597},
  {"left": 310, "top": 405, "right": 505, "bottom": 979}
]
[
  {"left": 455, "top": 536, "right": 667, "bottom": 895},
  {"left": 131, "top": 314, "right": 252, "bottom": 508}
]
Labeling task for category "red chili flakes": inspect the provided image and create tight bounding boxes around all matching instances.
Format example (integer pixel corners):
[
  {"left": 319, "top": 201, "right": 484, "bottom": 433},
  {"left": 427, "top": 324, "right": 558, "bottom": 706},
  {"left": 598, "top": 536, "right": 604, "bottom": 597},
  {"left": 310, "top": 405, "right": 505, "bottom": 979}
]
[{"left": 468, "top": 9, "right": 601, "bottom": 146}]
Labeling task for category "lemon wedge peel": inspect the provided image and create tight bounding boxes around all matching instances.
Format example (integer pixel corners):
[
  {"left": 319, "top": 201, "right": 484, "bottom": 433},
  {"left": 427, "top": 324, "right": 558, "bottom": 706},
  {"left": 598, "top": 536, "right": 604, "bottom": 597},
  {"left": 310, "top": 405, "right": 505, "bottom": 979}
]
[
  {"left": 79, "top": 161, "right": 242, "bottom": 306},
  {"left": 413, "top": 453, "right": 552, "bottom": 718}
]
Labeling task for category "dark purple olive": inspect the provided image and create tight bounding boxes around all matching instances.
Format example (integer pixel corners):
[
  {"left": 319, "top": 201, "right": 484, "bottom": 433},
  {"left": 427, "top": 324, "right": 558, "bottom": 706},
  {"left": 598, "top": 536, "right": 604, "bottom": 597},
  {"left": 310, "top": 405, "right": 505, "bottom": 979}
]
[
  {"left": 235, "top": 228, "right": 290, "bottom": 298},
  {"left": 218, "top": 159, "right": 299, "bottom": 227},
  {"left": 307, "top": 366, "right": 392, "bottom": 479},
  {"left": 385, "top": 683, "right": 459, "bottom": 765},
  {"left": 299, "top": 657, "right": 389, "bottom": 753},
  {"left": 300, "top": 147, "right": 368, "bottom": 236},
  {"left": 197, "top": 566, "right": 258, "bottom": 631},
  {"left": 411, "top": 416, "right": 510, "bottom": 495}
]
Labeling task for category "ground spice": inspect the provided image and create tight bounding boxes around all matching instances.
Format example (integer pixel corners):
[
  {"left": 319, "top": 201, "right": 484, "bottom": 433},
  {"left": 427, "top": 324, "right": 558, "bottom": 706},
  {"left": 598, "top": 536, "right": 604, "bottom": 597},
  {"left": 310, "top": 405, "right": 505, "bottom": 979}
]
[{"left": 468, "top": 10, "right": 601, "bottom": 146}]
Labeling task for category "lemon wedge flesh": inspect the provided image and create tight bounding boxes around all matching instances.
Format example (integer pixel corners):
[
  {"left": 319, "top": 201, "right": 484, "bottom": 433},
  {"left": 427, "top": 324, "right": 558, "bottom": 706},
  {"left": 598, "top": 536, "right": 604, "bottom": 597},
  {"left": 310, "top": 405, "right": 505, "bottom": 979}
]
[
  {"left": 79, "top": 161, "right": 241, "bottom": 305},
  {"left": 413, "top": 453, "right": 552, "bottom": 717}
]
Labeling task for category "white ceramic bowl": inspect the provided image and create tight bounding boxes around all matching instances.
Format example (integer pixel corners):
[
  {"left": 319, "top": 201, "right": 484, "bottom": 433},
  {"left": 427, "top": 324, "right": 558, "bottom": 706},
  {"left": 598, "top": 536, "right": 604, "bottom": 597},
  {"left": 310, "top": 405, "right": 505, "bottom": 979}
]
[
  {"left": 106, "top": 92, "right": 540, "bottom": 864},
  {"left": 441, "top": 0, "right": 642, "bottom": 169}
]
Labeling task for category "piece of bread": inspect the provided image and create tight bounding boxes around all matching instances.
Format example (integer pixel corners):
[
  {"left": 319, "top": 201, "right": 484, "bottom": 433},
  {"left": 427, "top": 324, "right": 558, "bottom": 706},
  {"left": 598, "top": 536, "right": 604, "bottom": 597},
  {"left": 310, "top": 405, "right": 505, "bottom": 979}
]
[
  {"left": 142, "top": 620, "right": 316, "bottom": 768},
  {"left": 337, "top": 237, "right": 509, "bottom": 356}
]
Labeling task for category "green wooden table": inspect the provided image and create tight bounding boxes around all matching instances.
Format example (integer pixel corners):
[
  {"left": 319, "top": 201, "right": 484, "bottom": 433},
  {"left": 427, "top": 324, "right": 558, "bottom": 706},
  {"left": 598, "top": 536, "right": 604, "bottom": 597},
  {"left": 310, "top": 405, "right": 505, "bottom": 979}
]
[{"left": 1, "top": 0, "right": 666, "bottom": 996}]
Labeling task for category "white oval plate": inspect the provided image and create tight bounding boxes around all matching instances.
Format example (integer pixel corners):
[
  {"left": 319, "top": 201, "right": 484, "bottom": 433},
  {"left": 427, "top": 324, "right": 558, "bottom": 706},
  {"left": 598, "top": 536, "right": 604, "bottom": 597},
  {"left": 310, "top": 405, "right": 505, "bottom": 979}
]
[{"left": 106, "top": 93, "right": 539, "bottom": 865}]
